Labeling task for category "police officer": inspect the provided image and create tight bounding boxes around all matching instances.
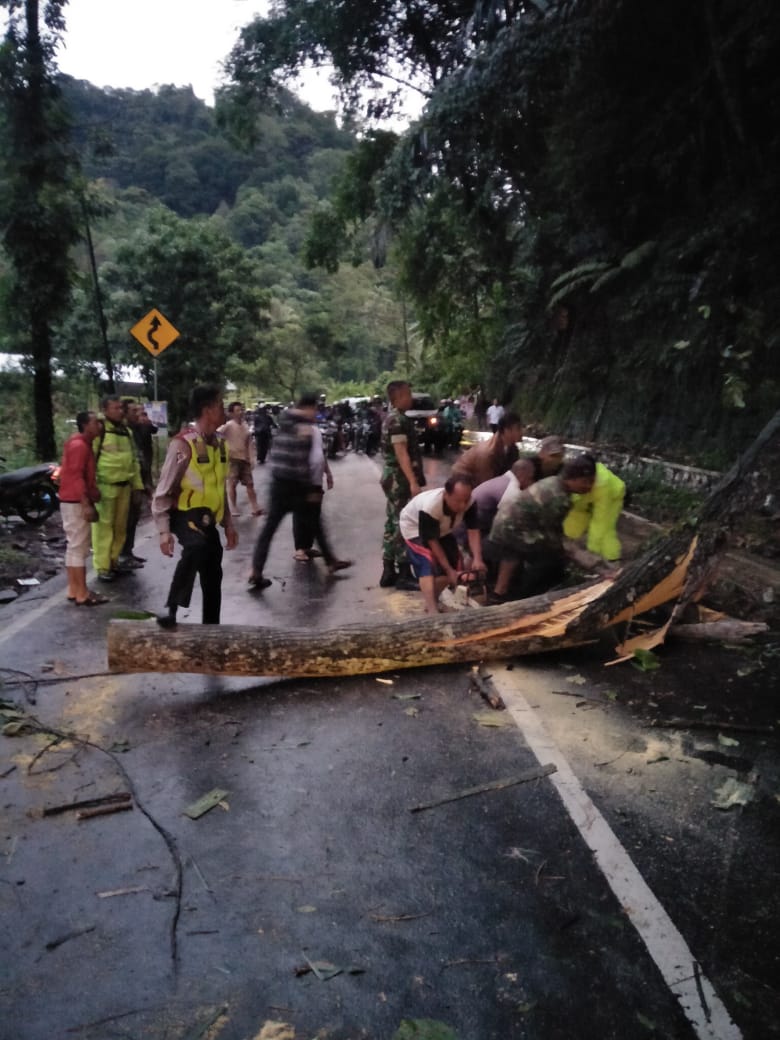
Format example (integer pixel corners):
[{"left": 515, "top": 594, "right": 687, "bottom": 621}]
[{"left": 151, "top": 384, "right": 238, "bottom": 627}]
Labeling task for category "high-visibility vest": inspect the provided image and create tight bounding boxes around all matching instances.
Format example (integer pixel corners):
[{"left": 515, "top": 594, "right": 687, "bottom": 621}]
[
  {"left": 95, "top": 420, "right": 141, "bottom": 486},
  {"left": 176, "top": 434, "right": 229, "bottom": 522}
]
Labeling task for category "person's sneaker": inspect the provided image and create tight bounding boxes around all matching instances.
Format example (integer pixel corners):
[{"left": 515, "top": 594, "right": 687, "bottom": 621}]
[
  {"left": 156, "top": 610, "right": 178, "bottom": 628},
  {"left": 129, "top": 553, "right": 146, "bottom": 564},
  {"left": 97, "top": 570, "right": 116, "bottom": 582},
  {"left": 379, "top": 562, "right": 397, "bottom": 587}
]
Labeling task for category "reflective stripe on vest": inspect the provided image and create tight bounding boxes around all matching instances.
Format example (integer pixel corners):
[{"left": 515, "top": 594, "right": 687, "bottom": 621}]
[{"left": 176, "top": 436, "right": 229, "bottom": 522}]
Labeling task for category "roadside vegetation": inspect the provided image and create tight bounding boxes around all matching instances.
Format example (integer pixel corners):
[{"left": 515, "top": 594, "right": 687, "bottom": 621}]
[{"left": 1, "top": 1, "right": 778, "bottom": 463}]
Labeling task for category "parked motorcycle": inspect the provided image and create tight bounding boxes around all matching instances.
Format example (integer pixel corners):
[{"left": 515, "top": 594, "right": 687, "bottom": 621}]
[{"left": 0, "top": 456, "right": 60, "bottom": 525}]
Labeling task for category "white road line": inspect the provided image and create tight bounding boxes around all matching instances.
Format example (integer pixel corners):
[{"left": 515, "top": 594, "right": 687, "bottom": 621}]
[
  {"left": 490, "top": 664, "right": 742, "bottom": 1040},
  {"left": 0, "top": 580, "right": 64, "bottom": 647}
]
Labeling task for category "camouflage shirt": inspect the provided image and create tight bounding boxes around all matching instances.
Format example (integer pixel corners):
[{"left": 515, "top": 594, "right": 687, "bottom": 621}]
[
  {"left": 380, "top": 406, "right": 424, "bottom": 487},
  {"left": 490, "top": 474, "right": 570, "bottom": 556}
]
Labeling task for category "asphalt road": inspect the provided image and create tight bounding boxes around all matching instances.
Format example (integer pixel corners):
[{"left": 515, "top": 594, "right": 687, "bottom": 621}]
[{"left": 1, "top": 451, "right": 777, "bottom": 1040}]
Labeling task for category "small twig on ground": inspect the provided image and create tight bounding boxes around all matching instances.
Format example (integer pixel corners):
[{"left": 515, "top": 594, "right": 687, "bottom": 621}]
[
  {"left": 594, "top": 750, "right": 630, "bottom": 768},
  {"left": 534, "top": 859, "right": 548, "bottom": 886},
  {"left": 45, "top": 924, "right": 95, "bottom": 951},
  {"left": 76, "top": 802, "right": 134, "bottom": 821},
  {"left": 441, "top": 954, "right": 505, "bottom": 970},
  {"left": 41, "top": 792, "right": 132, "bottom": 817},
  {"left": 369, "top": 910, "right": 433, "bottom": 923},
  {"left": 410, "top": 763, "right": 557, "bottom": 813},
  {"left": 648, "top": 719, "right": 775, "bottom": 734},
  {"left": 189, "top": 855, "right": 215, "bottom": 898},
  {"left": 469, "top": 665, "right": 505, "bottom": 710}
]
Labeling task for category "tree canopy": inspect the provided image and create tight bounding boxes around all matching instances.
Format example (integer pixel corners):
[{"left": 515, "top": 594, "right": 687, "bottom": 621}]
[{"left": 225, "top": 0, "right": 780, "bottom": 457}]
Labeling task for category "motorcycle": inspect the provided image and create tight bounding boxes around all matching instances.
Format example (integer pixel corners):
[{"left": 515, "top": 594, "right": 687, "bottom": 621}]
[
  {"left": 317, "top": 419, "right": 340, "bottom": 459},
  {"left": 355, "top": 413, "right": 381, "bottom": 456},
  {"left": 0, "top": 456, "right": 60, "bottom": 525}
]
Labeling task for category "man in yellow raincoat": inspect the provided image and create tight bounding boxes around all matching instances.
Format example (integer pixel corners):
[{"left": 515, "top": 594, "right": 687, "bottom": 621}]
[{"left": 563, "top": 456, "right": 625, "bottom": 561}]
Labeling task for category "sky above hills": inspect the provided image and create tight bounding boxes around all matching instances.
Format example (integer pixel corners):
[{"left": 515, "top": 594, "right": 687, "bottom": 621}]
[{"left": 56, "top": 0, "right": 335, "bottom": 109}]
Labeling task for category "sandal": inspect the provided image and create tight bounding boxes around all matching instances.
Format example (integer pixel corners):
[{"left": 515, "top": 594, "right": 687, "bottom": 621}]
[
  {"left": 75, "top": 592, "right": 110, "bottom": 606},
  {"left": 293, "top": 549, "right": 310, "bottom": 562}
]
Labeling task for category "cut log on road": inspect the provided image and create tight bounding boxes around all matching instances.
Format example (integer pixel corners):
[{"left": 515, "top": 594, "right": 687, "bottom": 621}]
[{"left": 107, "top": 410, "right": 780, "bottom": 679}]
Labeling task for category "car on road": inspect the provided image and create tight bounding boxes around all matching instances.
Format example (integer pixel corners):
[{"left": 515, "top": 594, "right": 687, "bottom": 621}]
[{"left": 406, "top": 392, "right": 448, "bottom": 453}]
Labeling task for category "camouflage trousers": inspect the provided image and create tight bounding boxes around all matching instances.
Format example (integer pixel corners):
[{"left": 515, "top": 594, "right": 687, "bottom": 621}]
[{"left": 381, "top": 473, "right": 411, "bottom": 568}]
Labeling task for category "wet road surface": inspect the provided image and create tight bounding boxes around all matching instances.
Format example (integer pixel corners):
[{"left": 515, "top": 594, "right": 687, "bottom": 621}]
[{"left": 0, "top": 450, "right": 777, "bottom": 1040}]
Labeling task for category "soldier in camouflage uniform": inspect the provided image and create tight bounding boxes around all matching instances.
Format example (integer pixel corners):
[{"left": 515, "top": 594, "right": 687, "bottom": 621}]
[
  {"left": 379, "top": 380, "right": 426, "bottom": 589},
  {"left": 488, "top": 454, "right": 605, "bottom": 600}
]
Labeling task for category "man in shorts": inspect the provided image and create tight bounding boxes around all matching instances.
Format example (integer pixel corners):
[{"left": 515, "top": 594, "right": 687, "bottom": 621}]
[
  {"left": 218, "top": 401, "right": 264, "bottom": 517},
  {"left": 400, "top": 475, "right": 486, "bottom": 614}
]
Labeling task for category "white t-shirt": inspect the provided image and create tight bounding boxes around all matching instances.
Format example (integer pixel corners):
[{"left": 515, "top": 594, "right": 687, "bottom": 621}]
[
  {"left": 309, "top": 425, "right": 326, "bottom": 487},
  {"left": 486, "top": 403, "right": 504, "bottom": 426}
]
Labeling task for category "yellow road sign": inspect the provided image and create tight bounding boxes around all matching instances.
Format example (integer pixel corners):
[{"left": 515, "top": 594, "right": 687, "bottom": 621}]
[{"left": 130, "top": 308, "right": 180, "bottom": 357}]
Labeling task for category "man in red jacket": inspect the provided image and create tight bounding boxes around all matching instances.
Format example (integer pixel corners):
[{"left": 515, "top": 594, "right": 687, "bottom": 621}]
[{"left": 58, "top": 410, "right": 108, "bottom": 606}]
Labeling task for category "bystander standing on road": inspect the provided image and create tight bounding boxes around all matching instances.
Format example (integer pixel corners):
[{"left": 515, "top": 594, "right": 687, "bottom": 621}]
[
  {"left": 119, "top": 402, "right": 158, "bottom": 570},
  {"left": 291, "top": 419, "right": 351, "bottom": 568},
  {"left": 379, "top": 380, "right": 426, "bottom": 590},
  {"left": 92, "top": 395, "right": 143, "bottom": 583},
  {"left": 486, "top": 397, "right": 505, "bottom": 432},
  {"left": 152, "top": 384, "right": 237, "bottom": 627},
  {"left": 400, "top": 476, "right": 486, "bottom": 614},
  {"left": 218, "top": 402, "right": 264, "bottom": 518},
  {"left": 58, "top": 410, "right": 109, "bottom": 606},
  {"left": 252, "top": 404, "right": 277, "bottom": 464},
  {"left": 249, "top": 393, "right": 350, "bottom": 591}
]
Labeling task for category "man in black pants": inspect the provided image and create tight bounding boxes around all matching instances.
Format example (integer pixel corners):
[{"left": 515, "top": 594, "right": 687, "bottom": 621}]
[
  {"left": 249, "top": 393, "right": 350, "bottom": 590},
  {"left": 151, "top": 384, "right": 237, "bottom": 626}
]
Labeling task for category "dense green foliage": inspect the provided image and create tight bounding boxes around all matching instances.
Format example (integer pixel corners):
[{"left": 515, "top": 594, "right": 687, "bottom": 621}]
[
  {"left": 226, "top": 0, "right": 780, "bottom": 456},
  {"left": 1, "top": 59, "right": 415, "bottom": 451},
  {"left": 0, "top": 0, "right": 83, "bottom": 459}
]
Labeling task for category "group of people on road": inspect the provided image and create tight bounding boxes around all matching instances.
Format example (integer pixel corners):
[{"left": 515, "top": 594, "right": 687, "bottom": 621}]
[
  {"left": 58, "top": 396, "right": 157, "bottom": 606},
  {"left": 378, "top": 379, "right": 625, "bottom": 614},
  {"left": 59, "top": 379, "right": 626, "bottom": 624}
]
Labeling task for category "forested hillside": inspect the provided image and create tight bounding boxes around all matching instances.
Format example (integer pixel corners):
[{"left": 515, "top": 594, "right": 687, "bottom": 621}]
[
  {"left": 1, "top": 64, "right": 413, "bottom": 438},
  {"left": 2, "top": 0, "right": 778, "bottom": 461},
  {"left": 223, "top": 0, "right": 780, "bottom": 462}
]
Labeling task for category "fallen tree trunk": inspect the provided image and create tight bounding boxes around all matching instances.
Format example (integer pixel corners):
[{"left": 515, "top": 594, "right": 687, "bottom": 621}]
[{"left": 107, "top": 410, "right": 779, "bottom": 679}]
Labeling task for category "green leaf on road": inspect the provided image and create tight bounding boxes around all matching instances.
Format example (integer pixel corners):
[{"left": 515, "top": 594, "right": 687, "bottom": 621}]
[
  {"left": 183, "top": 788, "right": 230, "bottom": 819},
  {"left": 393, "top": 1020, "right": 459, "bottom": 1040},
  {"left": 631, "top": 648, "right": 661, "bottom": 672}
]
